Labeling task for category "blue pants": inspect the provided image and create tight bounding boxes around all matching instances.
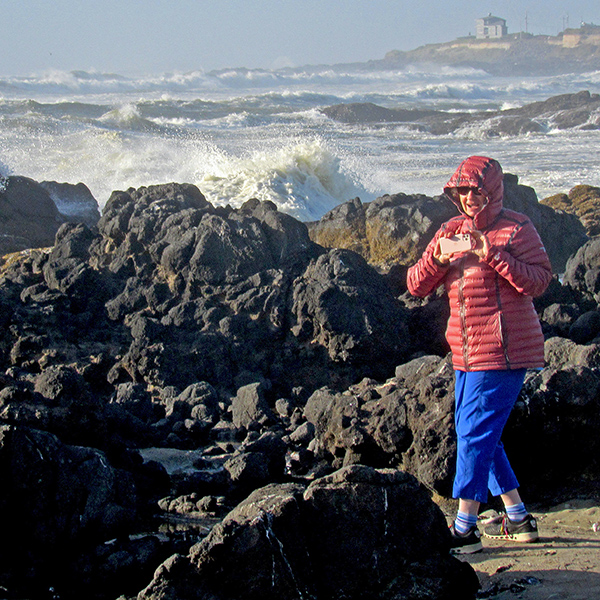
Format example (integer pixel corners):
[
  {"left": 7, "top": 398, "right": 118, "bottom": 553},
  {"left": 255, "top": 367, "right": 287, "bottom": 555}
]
[{"left": 453, "top": 369, "right": 526, "bottom": 503}]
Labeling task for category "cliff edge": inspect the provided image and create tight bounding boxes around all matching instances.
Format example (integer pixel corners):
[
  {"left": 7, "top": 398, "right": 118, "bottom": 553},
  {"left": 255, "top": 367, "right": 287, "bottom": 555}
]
[{"left": 378, "top": 25, "right": 600, "bottom": 75}]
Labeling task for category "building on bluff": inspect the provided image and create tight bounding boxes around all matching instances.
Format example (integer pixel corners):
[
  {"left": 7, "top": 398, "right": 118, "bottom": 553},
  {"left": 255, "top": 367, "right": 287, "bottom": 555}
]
[{"left": 476, "top": 13, "right": 508, "bottom": 39}]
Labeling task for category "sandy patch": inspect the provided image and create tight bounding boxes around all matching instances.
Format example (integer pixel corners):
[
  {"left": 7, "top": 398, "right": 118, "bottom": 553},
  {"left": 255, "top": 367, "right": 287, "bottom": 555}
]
[{"left": 456, "top": 499, "right": 600, "bottom": 599}]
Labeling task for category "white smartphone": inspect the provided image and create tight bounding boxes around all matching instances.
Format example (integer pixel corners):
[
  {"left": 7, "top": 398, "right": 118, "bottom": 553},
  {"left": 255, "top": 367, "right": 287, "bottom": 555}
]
[{"left": 439, "top": 234, "right": 472, "bottom": 255}]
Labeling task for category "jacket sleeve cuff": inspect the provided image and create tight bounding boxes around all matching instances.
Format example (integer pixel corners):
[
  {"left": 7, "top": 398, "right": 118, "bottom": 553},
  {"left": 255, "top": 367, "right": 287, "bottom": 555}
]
[
  {"left": 432, "top": 255, "right": 450, "bottom": 268},
  {"left": 484, "top": 245, "right": 504, "bottom": 267}
]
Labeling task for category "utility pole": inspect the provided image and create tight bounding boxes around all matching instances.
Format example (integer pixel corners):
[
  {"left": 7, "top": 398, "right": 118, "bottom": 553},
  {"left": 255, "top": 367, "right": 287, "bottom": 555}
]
[{"left": 525, "top": 11, "right": 529, "bottom": 34}]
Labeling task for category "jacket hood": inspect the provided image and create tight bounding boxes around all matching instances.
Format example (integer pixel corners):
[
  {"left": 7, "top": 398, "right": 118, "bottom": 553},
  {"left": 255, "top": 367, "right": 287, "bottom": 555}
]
[{"left": 443, "top": 156, "right": 504, "bottom": 229}]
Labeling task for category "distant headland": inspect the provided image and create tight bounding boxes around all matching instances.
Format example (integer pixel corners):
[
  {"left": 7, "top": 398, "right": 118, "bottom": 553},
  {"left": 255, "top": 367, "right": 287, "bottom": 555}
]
[{"left": 374, "top": 18, "right": 600, "bottom": 76}]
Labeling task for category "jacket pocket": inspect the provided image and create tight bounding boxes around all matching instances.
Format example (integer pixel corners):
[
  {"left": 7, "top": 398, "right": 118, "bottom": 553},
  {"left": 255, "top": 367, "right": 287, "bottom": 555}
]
[{"left": 497, "top": 311, "right": 511, "bottom": 368}]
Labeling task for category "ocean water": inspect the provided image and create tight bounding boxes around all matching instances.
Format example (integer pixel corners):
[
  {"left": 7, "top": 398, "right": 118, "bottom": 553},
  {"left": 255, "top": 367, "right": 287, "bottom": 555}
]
[{"left": 1, "top": 64, "right": 600, "bottom": 221}]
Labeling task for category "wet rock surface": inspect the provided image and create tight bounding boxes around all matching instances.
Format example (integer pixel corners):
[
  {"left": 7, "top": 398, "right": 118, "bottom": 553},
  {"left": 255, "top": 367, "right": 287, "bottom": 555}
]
[
  {"left": 40, "top": 180, "right": 101, "bottom": 227},
  {"left": 0, "top": 176, "right": 101, "bottom": 255},
  {"left": 541, "top": 184, "right": 600, "bottom": 237},
  {"left": 321, "top": 91, "right": 600, "bottom": 136},
  {"left": 138, "top": 466, "right": 479, "bottom": 600},
  {"left": 0, "top": 176, "right": 64, "bottom": 255},
  {"left": 308, "top": 173, "right": 587, "bottom": 274}
]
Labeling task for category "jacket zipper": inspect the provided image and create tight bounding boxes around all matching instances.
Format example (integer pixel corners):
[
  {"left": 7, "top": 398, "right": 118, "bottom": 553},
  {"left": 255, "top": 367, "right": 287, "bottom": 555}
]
[{"left": 458, "top": 258, "right": 469, "bottom": 369}]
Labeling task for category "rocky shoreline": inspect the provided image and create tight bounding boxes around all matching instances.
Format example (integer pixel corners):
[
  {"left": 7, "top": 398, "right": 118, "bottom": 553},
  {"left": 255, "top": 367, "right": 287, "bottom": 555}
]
[
  {"left": 320, "top": 90, "right": 600, "bottom": 139},
  {"left": 2, "top": 164, "right": 600, "bottom": 599}
]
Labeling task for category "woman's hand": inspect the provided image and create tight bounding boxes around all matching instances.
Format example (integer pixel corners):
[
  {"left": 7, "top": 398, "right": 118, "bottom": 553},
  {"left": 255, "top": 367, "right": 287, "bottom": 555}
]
[
  {"left": 469, "top": 229, "right": 490, "bottom": 259},
  {"left": 433, "top": 239, "right": 451, "bottom": 265}
]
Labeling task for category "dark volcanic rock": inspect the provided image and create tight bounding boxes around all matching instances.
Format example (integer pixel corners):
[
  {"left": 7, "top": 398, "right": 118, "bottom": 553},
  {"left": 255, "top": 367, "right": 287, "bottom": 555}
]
[
  {"left": 395, "top": 357, "right": 457, "bottom": 496},
  {"left": 40, "top": 181, "right": 101, "bottom": 227},
  {"left": 563, "top": 237, "right": 600, "bottom": 303},
  {"left": 308, "top": 174, "right": 587, "bottom": 274},
  {"left": 295, "top": 345, "right": 600, "bottom": 502},
  {"left": 290, "top": 248, "right": 410, "bottom": 368},
  {"left": 231, "top": 381, "right": 276, "bottom": 430},
  {"left": 568, "top": 310, "right": 600, "bottom": 344},
  {"left": 304, "top": 384, "right": 412, "bottom": 470},
  {"left": 308, "top": 193, "right": 455, "bottom": 270},
  {"left": 4, "top": 175, "right": 600, "bottom": 599},
  {"left": 0, "top": 178, "right": 100, "bottom": 257},
  {"left": 542, "top": 184, "right": 600, "bottom": 236},
  {"left": 542, "top": 302, "right": 581, "bottom": 337},
  {"left": 110, "top": 382, "right": 154, "bottom": 421},
  {"left": 138, "top": 466, "right": 479, "bottom": 600},
  {"left": 0, "top": 176, "right": 63, "bottom": 255},
  {"left": 506, "top": 337, "right": 600, "bottom": 498},
  {"left": 2, "top": 182, "right": 412, "bottom": 403},
  {"left": 513, "top": 90, "right": 600, "bottom": 129},
  {"left": 304, "top": 355, "right": 456, "bottom": 496},
  {"left": 166, "top": 381, "right": 220, "bottom": 424},
  {"left": 320, "top": 102, "right": 439, "bottom": 124},
  {"left": 0, "top": 423, "right": 138, "bottom": 582},
  {"left": 320, "top": 91, "right": 600, "bottom": 137},
  {"left": 474, "top": 90, "right": 600, "bottom": 133}
]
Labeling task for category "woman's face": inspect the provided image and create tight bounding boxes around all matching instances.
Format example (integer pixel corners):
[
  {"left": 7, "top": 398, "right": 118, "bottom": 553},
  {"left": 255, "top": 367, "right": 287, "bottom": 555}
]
[{"left": 456, "top": 186, "right": 487, "bottom": 217}]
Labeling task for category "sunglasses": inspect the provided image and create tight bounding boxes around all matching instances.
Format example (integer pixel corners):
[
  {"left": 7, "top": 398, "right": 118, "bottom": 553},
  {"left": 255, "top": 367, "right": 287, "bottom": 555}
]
[{"left": 456, "top": 187, "right": 484, "bottom": 196}]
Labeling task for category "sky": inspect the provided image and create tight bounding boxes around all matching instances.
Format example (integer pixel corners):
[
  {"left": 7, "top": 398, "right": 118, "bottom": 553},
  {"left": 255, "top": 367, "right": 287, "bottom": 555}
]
[{"left": 1, "top": 0, "right": 599, "bottom": 77}]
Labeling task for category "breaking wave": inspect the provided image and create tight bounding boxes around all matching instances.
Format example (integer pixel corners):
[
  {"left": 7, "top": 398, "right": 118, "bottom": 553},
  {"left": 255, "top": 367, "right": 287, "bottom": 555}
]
[
  {"left": 199, "top": 140, "right": 368, "bottom": 221},
  {"left": 1, "top": 63, "right": 600, "bottom": 218}
]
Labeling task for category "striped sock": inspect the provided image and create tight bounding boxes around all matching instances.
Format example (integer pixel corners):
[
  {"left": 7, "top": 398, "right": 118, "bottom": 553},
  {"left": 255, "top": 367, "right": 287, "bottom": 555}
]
[
  {"left": 454, "top": 510, "right": 478, "bottom": 535},
  {"left": 506, "top": 502, "right": 528, "bottom": 522}
]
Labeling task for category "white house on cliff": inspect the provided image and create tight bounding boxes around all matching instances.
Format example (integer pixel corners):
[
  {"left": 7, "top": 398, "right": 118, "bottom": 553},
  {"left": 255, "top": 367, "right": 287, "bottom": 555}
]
[{"left": 476, "top": 14, "right": 508, "bottom": 39}]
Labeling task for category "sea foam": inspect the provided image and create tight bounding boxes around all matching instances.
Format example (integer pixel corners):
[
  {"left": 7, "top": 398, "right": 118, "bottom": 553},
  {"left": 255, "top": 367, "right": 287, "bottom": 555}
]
[
  {"left": 1, "top": 64, "right": 599, "bottom": 220},
  {"left": 199, "top": 140, "right": 367, "bottom": 221}
]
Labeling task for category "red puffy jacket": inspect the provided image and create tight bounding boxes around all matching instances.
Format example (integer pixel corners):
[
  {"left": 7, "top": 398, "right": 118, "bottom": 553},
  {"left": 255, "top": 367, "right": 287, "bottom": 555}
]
[{"left": 407, "top": 156, "right": 552, "bottom": 371}]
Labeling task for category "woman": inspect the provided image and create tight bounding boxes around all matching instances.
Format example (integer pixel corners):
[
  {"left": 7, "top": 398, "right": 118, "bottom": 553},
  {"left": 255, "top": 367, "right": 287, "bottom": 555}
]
[{"left": 407, "top": 156, "right": 552, "bottom": 554}]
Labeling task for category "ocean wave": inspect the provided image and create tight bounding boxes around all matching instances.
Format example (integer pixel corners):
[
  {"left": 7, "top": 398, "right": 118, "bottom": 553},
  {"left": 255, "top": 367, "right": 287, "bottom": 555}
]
[
  {"left": 395, "top": 72, "right": 600, "bottom": 108},
  {"left": 199, "top": 140, "right": 369, "bottom": 221},
  {"left": 2, "top": 65, "right": 600, "bottom": 104},
  {"left": 0, "top": 69, "right": 224, "bottom": 99},
  {"left": 3, "top": 70, "right": 135, "bottom": 95},
  {"left": 0, "top": 64, "right": 507, "bottom": 100},
  {"left": 0, "top": 111, "right": 368, "bottom": 221},
  {"left": 404, "top": 82, "right": 498, "bottom": 101},
  {"left": 208, "top": 65, "right": 492, "bottom": 92},
  {"left": 97, "top": 103, "right": 163, "bottom": 131},
  {"left": 0, "top": 156, "right": 12, "bottom": 178},
  {"left": 1, "top": 65, "right": 599, "bottom": 221},
  {"left": 0, "top": 98, "right": 109, "bottom": 121}
]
